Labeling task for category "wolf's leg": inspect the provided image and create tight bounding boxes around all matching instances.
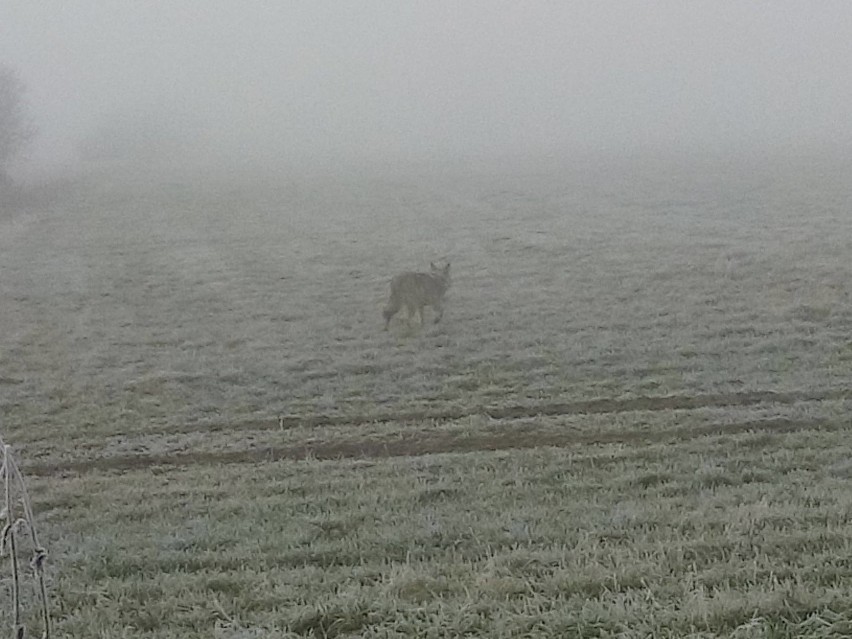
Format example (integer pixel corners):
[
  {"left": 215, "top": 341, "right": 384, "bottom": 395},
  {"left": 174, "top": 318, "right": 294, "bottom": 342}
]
[
  {"left": 383, "top": 298, "right": 400, "bottom": 330},
  {"left": 433, "top": 302, "right": 444, "bottom": 324}
]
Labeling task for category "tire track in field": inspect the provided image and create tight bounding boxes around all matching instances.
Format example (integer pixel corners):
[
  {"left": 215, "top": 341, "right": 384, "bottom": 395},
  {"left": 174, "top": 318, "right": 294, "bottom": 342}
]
[
  {"left": 268, "top": 388, "right": 849, "bottom": 431},
  {"left": 117, "top": 388, "right": 848, "bottom": 439},
  {"left": 25, "top": 414, "right": 838, "bottom": 476}
]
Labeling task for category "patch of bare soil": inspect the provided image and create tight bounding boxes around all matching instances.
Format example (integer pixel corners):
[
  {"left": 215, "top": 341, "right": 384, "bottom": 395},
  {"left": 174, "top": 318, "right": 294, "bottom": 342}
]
[
  {"left": 202, "top": 388, "right": 849, "bottom": 433},
  {"left": 24, "top": 414, "right": 830, "bottom": 477}
]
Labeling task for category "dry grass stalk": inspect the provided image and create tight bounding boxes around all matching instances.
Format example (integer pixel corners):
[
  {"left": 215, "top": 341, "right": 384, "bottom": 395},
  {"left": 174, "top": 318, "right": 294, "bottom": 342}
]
[{"left": 0, "top": 440, "right": 50, "bottom": 639}]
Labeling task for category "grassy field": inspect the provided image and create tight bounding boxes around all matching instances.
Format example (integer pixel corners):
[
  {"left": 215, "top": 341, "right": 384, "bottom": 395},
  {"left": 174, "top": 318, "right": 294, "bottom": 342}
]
[{"left": 1, "top": 151, "right": 852, "bottom": 637}]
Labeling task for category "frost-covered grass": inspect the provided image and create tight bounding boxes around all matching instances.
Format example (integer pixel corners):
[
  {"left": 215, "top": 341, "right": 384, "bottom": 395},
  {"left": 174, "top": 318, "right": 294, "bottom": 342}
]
[
  {"left": 2, "top": 155, "right": 852, "bottom": 449},
  {"left": 31, "top": 425, "right": 852, "bottom": 638},
  {"left": 1, "top": 151, "right": 852, "bottom": 636}
]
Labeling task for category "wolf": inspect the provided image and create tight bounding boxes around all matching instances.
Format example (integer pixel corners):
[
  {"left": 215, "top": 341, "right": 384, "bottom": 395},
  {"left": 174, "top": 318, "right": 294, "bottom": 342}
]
[{"left": 383, "top": 262, "right": 451, "bottom": 330}]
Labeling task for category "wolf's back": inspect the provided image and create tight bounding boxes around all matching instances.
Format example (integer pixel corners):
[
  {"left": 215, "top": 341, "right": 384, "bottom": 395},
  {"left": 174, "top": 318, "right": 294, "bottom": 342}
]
[{"left": 390, "top": 272, "right": 445, "bottom": 305}]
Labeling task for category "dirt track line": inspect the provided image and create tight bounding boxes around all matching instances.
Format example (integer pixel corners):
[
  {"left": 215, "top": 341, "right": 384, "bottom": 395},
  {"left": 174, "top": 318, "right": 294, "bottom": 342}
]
[
  {"left": 113, "top": 388, "right": 848, "bottom": 440},
  {"left": 207, "top": 388, "right": 847, "bottom": 434},
  {"left": 25, "top": 416, "right": 832, "bottom": 476}
]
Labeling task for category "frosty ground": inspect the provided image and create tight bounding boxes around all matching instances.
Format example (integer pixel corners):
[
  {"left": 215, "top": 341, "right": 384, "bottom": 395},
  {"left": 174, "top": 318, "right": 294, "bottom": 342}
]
[{"left": 1, "top": 151, "right": 851, "bottom": 637}]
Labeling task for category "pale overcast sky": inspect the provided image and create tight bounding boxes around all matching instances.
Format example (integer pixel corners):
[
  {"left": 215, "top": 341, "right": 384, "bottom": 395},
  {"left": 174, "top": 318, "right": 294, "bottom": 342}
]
[{"left": 2, "top": 1, "right": 851, "bottom": 173}]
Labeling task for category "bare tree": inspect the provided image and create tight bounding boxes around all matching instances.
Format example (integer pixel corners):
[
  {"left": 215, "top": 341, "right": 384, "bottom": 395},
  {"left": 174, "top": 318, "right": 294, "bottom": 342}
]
[{"left": 0, "top": 65, "right": 35, "bottom": 183}]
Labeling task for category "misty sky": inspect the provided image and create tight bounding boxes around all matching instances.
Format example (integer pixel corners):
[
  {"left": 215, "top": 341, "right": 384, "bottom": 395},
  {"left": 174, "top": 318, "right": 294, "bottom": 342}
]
[{"left": 2, "top": 1, "right": 851, "bottom": 172}]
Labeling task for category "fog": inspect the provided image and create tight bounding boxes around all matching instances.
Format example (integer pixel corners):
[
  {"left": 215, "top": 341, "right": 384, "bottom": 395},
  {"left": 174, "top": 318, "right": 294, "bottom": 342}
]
[{"left": 2, "top": 1, "right": 852, "bottom": 177}]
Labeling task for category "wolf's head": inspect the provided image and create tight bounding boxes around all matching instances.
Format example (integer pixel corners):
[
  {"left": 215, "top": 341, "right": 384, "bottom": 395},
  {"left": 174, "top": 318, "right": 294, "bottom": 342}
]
[{"left": 430, "top": 261, "right": 451, "bottom": 287}]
